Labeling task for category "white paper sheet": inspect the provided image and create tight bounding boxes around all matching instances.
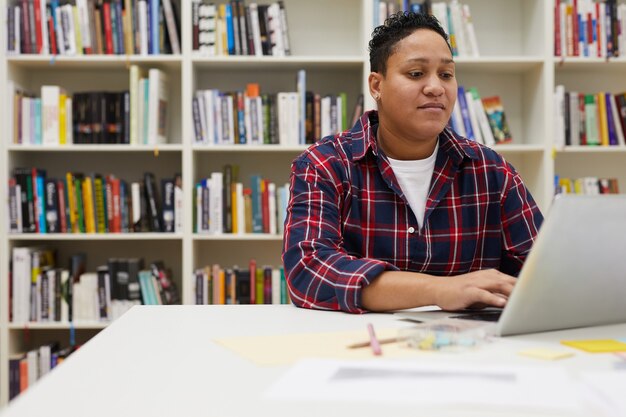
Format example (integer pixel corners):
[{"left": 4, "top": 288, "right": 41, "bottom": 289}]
[
  {"left": 265, "top": 359, "right": 583, "bottom": 414},
  {"left": 580, "top": 371, "right": 626, "bottom": 417}
]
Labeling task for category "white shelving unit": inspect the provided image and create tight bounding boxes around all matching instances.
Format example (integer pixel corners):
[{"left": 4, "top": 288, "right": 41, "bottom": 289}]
[{"left": 1, "top": 0, "right": 624, "bottom": 406}]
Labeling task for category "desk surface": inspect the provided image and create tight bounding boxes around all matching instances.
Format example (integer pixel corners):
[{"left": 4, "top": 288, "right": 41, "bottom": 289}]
[{"left": 2, "top": 305, "right": 625, "bottom": 417}]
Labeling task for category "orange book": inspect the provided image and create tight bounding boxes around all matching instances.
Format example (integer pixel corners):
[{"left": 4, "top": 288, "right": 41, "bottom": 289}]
[
  {"left": 231, "top": 184, "right": 238, "bottom": 233},
  {"left": 19, "top": 358, "right": 28, "bottom": 392},
  {"left": 82, "top": 176, "right": 96, "bottom": 233}
]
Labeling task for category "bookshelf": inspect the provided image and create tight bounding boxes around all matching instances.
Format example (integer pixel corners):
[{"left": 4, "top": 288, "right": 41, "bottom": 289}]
[{"left": 1, "top": 0, "right": 624, "bottom": 407}]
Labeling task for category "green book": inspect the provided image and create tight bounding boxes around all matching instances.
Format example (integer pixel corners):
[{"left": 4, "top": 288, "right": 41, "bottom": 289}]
[{"left": 74, "top": 175, "right": 85, "bottom": 233}]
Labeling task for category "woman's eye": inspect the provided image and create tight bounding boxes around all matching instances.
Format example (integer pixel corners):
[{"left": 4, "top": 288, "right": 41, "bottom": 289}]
[{"left": 409, "top": 72, "right": 423, "bottom": 78}]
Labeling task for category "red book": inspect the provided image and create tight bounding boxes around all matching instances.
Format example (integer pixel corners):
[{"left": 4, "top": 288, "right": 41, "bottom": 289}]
[
  {"left": 111, "top": 177, "right": 121, "bottom": 232},
  {"left": 554, "top": 0, "right": 561, "bottom": 56},
  {"left": 103, "top": 2, "right": 114, "bottom": 55},
  {"left": 47, "top": 13, "right": 57, "bottom": 55},
  {"left": 57, "top": 179, "right": 67, "bottom": 233},
  {"left": 249, "top": 259, "right": 256, "bottom": 305},
  {"left": 34, "top": 0, "right": 43, "bottom": 53},
  {"left": 261, "top": 179, "right": 269, "bottom": 233}
]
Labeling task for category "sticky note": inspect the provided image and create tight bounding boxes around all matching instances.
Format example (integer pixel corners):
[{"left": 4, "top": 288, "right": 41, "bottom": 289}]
[
  {"left": 518, "top": 348, "right": 574, "bottom": 360},
  {"left": 561, "top": 339, "right": 626, "bottom": 353}
]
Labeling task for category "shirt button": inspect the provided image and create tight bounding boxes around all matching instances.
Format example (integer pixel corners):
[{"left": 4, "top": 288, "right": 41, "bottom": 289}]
[{"left": 408, "top": 227, "right": 415, "bottom": 234}]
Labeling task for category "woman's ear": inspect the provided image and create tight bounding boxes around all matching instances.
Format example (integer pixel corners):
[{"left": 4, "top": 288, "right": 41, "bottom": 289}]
[{"left": 368, "top": 72, "right": 382, "bottom": 101}]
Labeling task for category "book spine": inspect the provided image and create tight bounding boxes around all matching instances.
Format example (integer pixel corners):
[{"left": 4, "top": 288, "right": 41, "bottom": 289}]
[
  {"left": 161, "top": 178, "right": 175, "bottom": 232},
  {"left": 44, "top": 179, "right": 59, "bottom": 233},
  {"left": 144, "top": 172, "right": 162, "bottom": 231}
]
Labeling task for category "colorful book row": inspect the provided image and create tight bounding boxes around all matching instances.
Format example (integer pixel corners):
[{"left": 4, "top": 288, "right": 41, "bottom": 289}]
[
  {"left": 554, "top": 87, "right": 626, "bottom": 147},
  {"left": 194, "top": 261, "right": 289, "bottom": 305},
  {"left": 450, "top": 86, "right": 512, "bottom": 146},
  {"left": 555, "top": 176, "right": 619, "bottom": 195},
  {"left": 6, "top": 0, "right": 180, "bottom": 55},
  {"left": 8, "top": 169, "right": 182, "bottom": 234},
  {"left": 10, "top": 248, "right": 179, "bottom": 324},
  {"left": 8, "top": 66, "right": 169, "bottom": 146},
  {"left": 192, "top": 0, "right": 290, "bottom": 57},
  {"left": 193, "top": 85, "right": 357, "bottom": 146},
  {"left": 195, "top": 165, "right": 289, "bottom": 235},
  {"left": 554, "top": 0, "right": 626, "bottom": 58},
  {"left": 9, "top": 343, "right": 75, "bottom": 401}
]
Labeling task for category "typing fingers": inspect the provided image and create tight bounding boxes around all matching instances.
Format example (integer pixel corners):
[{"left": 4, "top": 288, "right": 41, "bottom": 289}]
[{"left": 470, "top": 288, "right": 507, "bottom": 308}]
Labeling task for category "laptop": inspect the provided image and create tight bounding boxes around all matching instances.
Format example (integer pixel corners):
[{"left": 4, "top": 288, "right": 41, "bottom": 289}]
[{"left": 395, "top": 194, "right": 626, "bottom": 336}]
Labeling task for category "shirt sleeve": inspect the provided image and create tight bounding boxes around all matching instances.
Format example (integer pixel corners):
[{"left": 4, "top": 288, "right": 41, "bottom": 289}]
[
  {"left": 282, "top": 158, "right": 397, "bottom": 313},
  {"left": 499, "top": 165, "right": 544, "bottom": 276}
]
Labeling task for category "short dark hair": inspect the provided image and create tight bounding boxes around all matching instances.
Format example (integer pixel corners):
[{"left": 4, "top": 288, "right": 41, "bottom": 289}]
[{"left": 369, "top": 12, "right": 451, "bottom": 74}]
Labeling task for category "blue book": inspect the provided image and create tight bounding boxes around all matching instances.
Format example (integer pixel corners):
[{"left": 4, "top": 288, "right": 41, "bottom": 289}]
[
  {"left": 456, "top": 86, "right": 474, "bottom": 140},
  {"left": 250, "top": 175, "right": 263, "bottom": 233},
  {"left": 605, "top": 93, "right": 618, "bottom": 146},
  {"left": 115, "top": 0, "right": 125, "bottom": 54},
  {"left": 36, "top": 172, "right": 47, "bottom": 233},
  {"left": 237, "top": 92, "right": 246, "bottom": 144},
  {"left": 150, "top": 0, "right": 160, "bottom": 54},
  {"left": 225, "top": 4, "right": 235, "bottom": 55},
  {"left": 578, "top": 13, "right": 587, "bottom": 57},
  {"left": 110, "top": 2, "right": 119, "bottom": 54},
  {"left": 33, "top": 98, "right": 42, "bottom": 145}
]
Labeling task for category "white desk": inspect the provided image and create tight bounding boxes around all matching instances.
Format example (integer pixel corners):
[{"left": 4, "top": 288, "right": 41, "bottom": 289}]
[{"left": 2, "top": 305, "right": 625, "bottom": 417}]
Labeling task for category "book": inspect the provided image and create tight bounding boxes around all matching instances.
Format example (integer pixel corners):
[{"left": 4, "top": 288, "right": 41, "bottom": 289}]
[
  {"left": 144, "top": 172, "right": 162, "bottom": 232},
  {"left": 482, "top": 96, "right": 513, "bottom": 144},
  {"left": 161, "top": 177, "right": 175, "bottom": 233},
  {"left": 147, "top": 68, "right": 169, "bottom": 144}
]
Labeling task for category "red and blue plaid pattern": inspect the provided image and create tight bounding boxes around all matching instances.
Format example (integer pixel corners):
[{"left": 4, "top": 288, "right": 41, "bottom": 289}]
[{"left": 282, "top": 111, "right": 543, "bottom": 313}]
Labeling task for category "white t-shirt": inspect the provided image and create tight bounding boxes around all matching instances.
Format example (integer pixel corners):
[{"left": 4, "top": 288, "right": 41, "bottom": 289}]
[{"left": 386, "top": 141, "right": 439, "bottom": 229}]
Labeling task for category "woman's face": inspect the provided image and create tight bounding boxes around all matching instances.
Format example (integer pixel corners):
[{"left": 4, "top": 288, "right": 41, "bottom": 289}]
[{"left": 371, "top": 29, "right": 457, "bottom": 152}]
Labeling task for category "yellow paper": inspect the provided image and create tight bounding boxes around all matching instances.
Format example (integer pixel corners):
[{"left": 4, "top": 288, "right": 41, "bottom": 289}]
[
  {"left": 518, "top": 348, "right": 574, "bottom": 360},
  {"left": 214, "top": 328, "right": 422, "bottom": 366},
  {"left": 561, "top": 339, "right": 626, "bottom": 353}
]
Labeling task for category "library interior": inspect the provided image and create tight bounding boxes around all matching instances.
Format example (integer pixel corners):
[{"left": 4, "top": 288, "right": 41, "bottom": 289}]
[{"left": 1, "top": 0, "right": 626, "bottom": 416}]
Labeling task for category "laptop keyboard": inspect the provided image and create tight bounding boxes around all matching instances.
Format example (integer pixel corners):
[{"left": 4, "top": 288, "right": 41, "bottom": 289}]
[{"left": 449, "top": 311, "right": 502, "bottom": 322}]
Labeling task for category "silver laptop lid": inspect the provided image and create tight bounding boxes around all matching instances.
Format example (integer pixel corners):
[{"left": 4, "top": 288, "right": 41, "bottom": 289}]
[{"left": 497, "top": 194, "right": 626, "bottom": 336}]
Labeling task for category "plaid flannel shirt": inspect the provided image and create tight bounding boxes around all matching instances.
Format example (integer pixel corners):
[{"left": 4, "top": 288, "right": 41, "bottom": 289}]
[{"left": 282, "top": 110, "right": 543, "bottom": 313}]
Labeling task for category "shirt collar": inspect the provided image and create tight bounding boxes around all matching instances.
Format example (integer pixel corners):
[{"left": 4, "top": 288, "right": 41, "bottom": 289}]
[{"left": 349, "top": 110, "right": 479, "bottom": 164}]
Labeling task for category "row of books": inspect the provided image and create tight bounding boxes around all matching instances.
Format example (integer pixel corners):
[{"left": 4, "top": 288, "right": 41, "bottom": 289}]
[
  {"left": 555, "top": 176, "right": 619, "bottom": 195},
  {"left": 10, "top": 248, "right": 179, "bottom": 324},
  {"left": 194, "top": 261, "right": 289, "bottom": 305},
  {"left": 192, "top": 0, "right": 290, "bottom": 57},
  {"left": 449, "top": 86, "right": 512, "bottom": 146},
  {"left": 8, "top": 67, "right": 169, "bottom": 146},
  {"left": 554, "top": 0, "right": 626, "bottom": 58},
  {"left": 374, "top": 0, "right": 480, "bottom": 57},
  {"left": 195, "top": 166, "right": 289, "bottom": 235},
  {"left": 554, "top": 87, "right": 626, "bottom": 147},
  {"left": 7, "top": 169, "right": 182, "bottom": 234},
  {"left": 9, "top": 343, "right": 75, "bottom": 400},
  {"left": 6, "top": 0, "right": 181, "bottom": 55},
  {"left": 193, "top": 85, "right": 356, "bottom": 146}
]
